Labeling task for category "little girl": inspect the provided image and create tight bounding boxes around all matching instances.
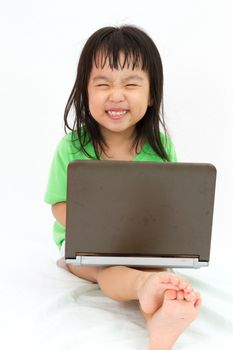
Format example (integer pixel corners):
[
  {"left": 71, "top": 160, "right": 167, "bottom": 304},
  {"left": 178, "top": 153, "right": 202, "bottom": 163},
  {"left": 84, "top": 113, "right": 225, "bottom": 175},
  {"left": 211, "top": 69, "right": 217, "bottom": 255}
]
[{"left": 45, "top": 25, "right": 201, "bottom": 349}]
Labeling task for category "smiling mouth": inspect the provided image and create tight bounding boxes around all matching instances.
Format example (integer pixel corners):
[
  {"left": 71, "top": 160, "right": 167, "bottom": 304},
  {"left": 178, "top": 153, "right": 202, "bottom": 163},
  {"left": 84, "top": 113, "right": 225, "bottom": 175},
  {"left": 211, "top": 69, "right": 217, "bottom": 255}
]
[{"left": 106, "top": 110, "right": 128, "bottom": 119}]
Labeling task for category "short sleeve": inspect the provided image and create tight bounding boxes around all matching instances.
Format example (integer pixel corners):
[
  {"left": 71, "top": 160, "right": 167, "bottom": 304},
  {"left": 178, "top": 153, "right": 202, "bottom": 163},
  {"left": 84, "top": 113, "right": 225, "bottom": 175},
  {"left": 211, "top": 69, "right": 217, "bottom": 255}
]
[
  {"left": 160, "top": 133, "right": 178, "bottom": 162},
  {"left": 167, "top": 139, "right": 177, "bottom": 162},
  {"left": 44, "top": 137, "right": 70, "bottom": 204}
]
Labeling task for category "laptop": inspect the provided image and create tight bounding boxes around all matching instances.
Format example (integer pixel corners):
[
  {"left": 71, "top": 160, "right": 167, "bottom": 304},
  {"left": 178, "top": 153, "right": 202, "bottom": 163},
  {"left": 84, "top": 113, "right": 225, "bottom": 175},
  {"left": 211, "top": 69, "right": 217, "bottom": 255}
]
[{"left": 65, "top": 160, "right": 216, "bottom": 268}]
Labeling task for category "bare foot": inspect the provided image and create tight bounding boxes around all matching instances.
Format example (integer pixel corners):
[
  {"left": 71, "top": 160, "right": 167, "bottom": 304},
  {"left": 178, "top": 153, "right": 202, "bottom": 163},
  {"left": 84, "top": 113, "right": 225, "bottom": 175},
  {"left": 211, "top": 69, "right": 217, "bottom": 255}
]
[
  {"left": 146, "top": 289, "right": 201, "bottom": 350},
  {"left": 137, "top": 271, "right": 193, "bottom": 314}
]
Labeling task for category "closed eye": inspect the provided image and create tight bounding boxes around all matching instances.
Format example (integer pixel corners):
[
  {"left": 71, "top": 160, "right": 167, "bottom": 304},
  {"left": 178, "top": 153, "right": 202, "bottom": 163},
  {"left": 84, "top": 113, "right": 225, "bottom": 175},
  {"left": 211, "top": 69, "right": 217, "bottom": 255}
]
[
  {"left": 96, "top": 84, "right": 109, "bottom": 87},
  {"left": 126, "top": 84, "right": 139, "bottom": 87}
]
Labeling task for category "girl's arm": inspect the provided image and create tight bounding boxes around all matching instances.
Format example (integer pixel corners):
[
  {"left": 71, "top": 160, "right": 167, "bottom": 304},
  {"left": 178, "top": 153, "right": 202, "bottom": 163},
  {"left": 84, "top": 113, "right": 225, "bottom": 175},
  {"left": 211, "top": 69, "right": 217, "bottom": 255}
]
[{"left": 51, "top": 202, "right": 66, "bottom": 227}]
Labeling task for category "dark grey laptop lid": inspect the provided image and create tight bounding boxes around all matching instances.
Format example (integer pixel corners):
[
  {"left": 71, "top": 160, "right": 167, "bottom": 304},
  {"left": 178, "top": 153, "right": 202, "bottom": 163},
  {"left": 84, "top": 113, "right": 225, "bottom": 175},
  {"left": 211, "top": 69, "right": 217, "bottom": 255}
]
[{"left": 65, "top": 161, "right": 216, "bottom": 264}]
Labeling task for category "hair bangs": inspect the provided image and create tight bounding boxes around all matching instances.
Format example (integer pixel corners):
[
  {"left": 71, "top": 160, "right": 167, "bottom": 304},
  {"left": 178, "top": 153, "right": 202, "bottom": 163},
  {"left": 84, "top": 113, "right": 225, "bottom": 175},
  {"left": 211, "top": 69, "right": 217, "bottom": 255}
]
[{"left": 93, "top": 40, "right": 148, "bottom": 71}]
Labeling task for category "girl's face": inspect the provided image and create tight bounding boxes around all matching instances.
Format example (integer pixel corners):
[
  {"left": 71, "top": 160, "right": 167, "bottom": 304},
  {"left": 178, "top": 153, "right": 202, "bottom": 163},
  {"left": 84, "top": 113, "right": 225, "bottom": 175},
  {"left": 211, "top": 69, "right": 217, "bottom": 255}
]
[{"left": 87, "top": 57, "right": 151, "bottom": 138}]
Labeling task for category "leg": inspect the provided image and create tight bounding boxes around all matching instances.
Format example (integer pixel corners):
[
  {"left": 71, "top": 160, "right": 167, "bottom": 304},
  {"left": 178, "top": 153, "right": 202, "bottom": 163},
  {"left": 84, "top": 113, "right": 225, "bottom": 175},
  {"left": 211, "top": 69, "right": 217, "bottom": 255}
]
[
  {"left": 67, "top": 264, "right": 193, "bottom": 311},
  {"left": 67, "top": 264, "right": 200, "bottom": 349},
  {"left": 67, "top": 264, "right": 102, "bottom": 283}
]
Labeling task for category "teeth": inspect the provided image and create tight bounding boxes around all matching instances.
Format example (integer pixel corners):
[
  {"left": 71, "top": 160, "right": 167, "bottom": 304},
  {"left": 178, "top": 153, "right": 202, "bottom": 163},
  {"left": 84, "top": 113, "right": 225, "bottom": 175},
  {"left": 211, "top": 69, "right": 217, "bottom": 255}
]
[{"left": 107, "top": 110, "right": 127, "bottom": 116}]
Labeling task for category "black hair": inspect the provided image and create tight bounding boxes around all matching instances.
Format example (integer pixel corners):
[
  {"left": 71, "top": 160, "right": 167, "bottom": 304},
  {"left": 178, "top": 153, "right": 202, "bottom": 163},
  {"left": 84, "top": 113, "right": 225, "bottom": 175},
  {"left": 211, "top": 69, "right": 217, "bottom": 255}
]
[{"left": 64, "top": 25, "right": 170, "bottom": 160}]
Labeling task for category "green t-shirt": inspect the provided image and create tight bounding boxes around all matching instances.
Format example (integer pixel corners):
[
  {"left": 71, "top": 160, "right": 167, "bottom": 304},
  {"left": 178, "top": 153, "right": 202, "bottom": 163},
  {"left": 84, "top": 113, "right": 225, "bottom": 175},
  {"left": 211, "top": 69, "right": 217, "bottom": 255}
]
[{"left": 44, "top": 131, "right": 177, "bottom": 248}]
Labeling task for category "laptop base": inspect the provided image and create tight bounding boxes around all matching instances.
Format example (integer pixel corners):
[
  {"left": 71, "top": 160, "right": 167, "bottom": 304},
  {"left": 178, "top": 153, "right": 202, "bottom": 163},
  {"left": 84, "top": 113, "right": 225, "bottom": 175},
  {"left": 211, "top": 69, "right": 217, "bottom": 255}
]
[{"left": 65, "top": 256, "right": 208, "bottom": 269}]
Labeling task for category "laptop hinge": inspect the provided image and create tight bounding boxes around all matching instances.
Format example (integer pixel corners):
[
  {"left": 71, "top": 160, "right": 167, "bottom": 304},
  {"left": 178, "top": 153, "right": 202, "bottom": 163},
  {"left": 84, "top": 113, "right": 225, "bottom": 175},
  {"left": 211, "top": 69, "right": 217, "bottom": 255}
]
[{"left": 65, "top": 256, "right": 208, "bottom": 268}]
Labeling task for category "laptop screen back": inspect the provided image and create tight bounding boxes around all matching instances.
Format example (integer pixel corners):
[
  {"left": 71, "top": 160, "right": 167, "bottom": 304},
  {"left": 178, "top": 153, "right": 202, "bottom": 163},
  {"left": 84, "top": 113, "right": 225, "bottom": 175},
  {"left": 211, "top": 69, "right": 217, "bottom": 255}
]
[{"left": 65, "top": 161, "right": 216, "bottom": 263}]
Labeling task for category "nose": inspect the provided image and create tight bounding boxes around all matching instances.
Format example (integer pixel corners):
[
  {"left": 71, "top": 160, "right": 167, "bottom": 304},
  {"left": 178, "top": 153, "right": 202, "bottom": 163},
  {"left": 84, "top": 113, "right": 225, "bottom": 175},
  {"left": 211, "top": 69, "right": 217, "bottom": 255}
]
[{"left": 108, "top": 88, "right": 125, "bottom": 102}]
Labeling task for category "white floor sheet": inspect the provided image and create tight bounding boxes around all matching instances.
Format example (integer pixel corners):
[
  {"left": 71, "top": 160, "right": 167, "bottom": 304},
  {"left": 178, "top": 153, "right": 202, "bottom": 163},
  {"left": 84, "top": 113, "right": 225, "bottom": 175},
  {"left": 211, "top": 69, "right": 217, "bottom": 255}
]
[{"left": 1, "top": 235, "right": 233, "bottom": 350}]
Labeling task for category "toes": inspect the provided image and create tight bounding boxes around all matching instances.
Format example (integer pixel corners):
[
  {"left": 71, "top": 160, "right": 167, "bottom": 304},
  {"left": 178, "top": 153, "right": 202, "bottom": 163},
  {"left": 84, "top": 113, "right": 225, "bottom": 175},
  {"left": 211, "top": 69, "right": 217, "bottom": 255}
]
[
  {"left": 157, "top": 273, "right": 193, "bottom": 296},
  {"left": 184, "top": 291, "right": 201, "bottom": 306},
  {"left": 170, "top": 275, "right": 180, "bottom": 286},
  {"left": 164, "top": 289, "right": 177, "bottom": 300},
  {"left": 184, "top": 291, "right": 196, "bottom": 302},
  {"left": 177, "top": 290, "right": 184, "bottom": 301},
  {"left": 178, "top": 280, "right": 186, "bottom": 288},
  {"left": 183, "top": 285, "right": 193, "bottom": 293},
  {"left": 157, "top": 273, "right": 180, "bottom": 289},
  {"left": 195, "top": 298, "right": 202, "bottom": 309},
  {"left": 194, "top": 293, "right": 202, "bottom": 309},
  {"left": 157, "top": 273, "right": 173, "bottom": 284},
  {"left": 177, "top": 278, "right": 193, "bottom": 292},
  {"left": 166, "top": 274, "right": 190, "bottom": 290}
]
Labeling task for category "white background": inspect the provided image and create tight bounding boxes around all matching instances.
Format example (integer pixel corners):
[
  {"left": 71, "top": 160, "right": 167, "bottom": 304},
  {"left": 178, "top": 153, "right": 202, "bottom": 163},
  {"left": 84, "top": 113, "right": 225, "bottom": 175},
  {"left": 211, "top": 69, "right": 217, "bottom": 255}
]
[{"left": 1, "top": 0, "right": 233, "bottom": 276}]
